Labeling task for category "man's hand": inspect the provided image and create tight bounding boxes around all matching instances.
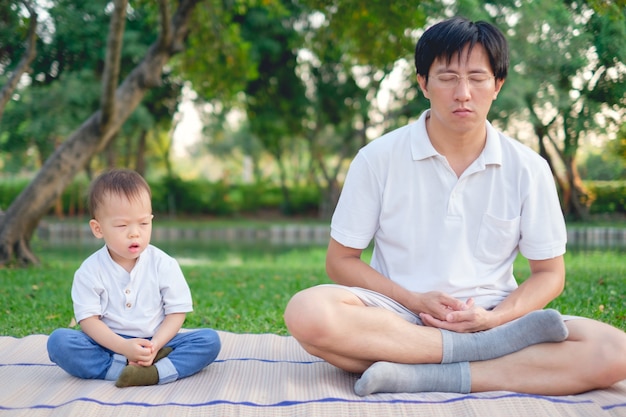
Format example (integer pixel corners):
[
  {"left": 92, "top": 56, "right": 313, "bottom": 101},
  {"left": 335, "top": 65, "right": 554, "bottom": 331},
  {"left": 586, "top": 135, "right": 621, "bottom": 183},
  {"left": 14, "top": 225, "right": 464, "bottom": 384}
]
[
  {"left": 407, "top": 291, "right": 470, "bottom": 321},
  {"left": 419, "top": 300, "right": 499, "bottom": 333}
]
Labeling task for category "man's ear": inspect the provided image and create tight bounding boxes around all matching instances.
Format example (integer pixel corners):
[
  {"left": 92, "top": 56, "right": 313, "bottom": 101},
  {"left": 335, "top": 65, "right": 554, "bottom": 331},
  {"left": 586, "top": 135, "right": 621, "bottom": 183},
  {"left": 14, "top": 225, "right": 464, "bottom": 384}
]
[
  {"left": 89, "top": 219, "right": 103, "bottom": 239},
  {"left": 493, "top": 78, "right": 505, "bottom": 99},
  {"left": 417, "top": 74, "right": 430, "bottom": 99}
]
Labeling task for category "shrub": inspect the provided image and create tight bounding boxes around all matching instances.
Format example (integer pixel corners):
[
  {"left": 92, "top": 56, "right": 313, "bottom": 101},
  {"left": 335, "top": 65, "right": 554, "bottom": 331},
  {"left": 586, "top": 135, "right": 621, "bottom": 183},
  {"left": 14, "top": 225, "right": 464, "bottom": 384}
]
[
  {"left": 0, "top": 178, "right": 30, "bottom": 211},
  {"left": 5, "top": 177, "right": 621, "bottom": 219},
  {"left": 587, "top": 181, "right": 626, "bottom": 215}
]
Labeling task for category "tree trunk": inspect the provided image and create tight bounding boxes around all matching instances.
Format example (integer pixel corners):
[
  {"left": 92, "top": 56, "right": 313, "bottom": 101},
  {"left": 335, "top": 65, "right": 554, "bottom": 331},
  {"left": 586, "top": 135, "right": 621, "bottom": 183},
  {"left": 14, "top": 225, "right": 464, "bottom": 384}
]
[
  {"left": 318, "top": 178, "right": 341, "bottom": 221},
  {"left": 537, "top": 128, "right": 590, "bottom": 221},
  {"left": 563, "top": 154, "right": 591, "bottom": 221},
  {"left": 0, "top": 0, "right": 200, "bottom": 266},
  {"left": 275, "top": 157, "right": 293, "bottom": 215},
  {"left": 136, "top": 129, "right": 148, "bottom": 176}
]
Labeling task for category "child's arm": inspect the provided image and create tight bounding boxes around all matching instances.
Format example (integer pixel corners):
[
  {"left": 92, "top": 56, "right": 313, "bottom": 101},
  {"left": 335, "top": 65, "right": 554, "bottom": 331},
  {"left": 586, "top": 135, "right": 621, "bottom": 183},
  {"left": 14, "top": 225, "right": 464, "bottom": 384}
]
[{"left": 79, "top": 316, "right": 155, "bottom": 364}]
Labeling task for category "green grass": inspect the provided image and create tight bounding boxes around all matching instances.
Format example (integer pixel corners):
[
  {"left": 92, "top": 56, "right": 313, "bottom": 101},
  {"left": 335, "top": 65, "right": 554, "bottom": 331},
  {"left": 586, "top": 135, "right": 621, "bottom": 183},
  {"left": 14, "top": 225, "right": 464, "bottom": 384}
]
[
  {"left": 0, "top": 242, "right": 624, "bottom": 337},
  {"left": 0, "top": 241, "right": 332, "bottom": 337}
]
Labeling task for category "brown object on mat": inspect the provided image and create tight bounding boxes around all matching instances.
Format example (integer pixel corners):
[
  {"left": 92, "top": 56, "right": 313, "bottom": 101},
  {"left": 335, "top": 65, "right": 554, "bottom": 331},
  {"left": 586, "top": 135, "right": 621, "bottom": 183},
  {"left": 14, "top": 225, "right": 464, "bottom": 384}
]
[{"left": 1, "top": 331, "right": 625, "bottom": 417}]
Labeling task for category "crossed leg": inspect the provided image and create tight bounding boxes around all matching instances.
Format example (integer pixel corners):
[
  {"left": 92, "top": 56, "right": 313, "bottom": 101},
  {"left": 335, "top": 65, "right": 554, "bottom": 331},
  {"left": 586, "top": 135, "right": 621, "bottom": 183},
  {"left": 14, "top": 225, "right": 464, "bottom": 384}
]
[
  {"left": 470, "top": 318, "right": 626, "bottom": 395},
  {"left": 285, "top": 286, "right": 626, "bottom": 395}
]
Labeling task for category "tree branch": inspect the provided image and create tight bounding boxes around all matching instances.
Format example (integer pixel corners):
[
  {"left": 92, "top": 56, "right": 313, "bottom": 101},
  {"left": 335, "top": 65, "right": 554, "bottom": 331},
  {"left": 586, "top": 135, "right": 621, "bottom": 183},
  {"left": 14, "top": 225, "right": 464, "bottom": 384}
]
[
  {"left": 0, "top": 0, "right": 38, "bottom": 123},
  {"left": 0, "top": 0, "right": 201, "bottom": 266},
  {"left": 100, "top": 0, "right": 128, "bottom": 131},
  {"left": 157, "top": 0, "right": 172, "bottom": 49}
]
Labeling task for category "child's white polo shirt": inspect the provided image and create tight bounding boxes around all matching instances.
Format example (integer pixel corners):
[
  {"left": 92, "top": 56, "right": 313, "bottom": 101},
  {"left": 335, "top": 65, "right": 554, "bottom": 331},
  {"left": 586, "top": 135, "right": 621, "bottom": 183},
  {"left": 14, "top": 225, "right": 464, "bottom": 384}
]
[{"left": 72, "top": 244, "right": 193, "bottom": 337}]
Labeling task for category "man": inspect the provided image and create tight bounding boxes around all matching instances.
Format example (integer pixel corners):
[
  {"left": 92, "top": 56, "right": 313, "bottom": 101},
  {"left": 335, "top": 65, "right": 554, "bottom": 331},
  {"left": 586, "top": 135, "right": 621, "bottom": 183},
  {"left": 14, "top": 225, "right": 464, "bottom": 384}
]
[{"left": 284, "top": 16, "right": 626, "bottom": 396}]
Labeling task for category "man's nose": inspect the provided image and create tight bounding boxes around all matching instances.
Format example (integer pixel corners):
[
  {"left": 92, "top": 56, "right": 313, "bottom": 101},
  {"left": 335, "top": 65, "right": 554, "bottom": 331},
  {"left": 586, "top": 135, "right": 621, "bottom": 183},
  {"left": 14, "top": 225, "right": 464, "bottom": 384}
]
[{"left": 454, "top": 79, "right": 471, "bottom": 100}]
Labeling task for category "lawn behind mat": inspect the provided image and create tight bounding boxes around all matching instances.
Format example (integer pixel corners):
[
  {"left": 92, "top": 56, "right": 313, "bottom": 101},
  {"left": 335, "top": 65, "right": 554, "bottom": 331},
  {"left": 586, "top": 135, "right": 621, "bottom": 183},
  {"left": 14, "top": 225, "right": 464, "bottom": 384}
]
[{"left": 0, "top": 242, "right": 624, "bottom": 337}]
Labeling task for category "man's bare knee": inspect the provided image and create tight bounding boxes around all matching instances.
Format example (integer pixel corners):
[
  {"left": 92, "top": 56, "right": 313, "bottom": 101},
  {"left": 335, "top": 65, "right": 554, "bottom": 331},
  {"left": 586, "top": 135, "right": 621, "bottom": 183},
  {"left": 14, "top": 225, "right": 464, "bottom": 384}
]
[
  {"left": 285, "top": 288, "right": 328, "bottom": 341},
  {"left": 284, "top": 286, "right": 348, "bottom": 346},
  {"left": 568, "top": 319, "right": 626, "bottom": 389},
  {"left": 594, "top": 329, "right": 626, "bottom": 388}
]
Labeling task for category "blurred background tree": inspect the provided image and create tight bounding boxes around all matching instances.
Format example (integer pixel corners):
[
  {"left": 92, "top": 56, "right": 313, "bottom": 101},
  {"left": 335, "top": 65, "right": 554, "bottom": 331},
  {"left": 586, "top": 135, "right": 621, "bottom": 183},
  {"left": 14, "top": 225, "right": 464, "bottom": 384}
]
[{"left": 0, "top": 0, "right": 624, "bottom": 266}]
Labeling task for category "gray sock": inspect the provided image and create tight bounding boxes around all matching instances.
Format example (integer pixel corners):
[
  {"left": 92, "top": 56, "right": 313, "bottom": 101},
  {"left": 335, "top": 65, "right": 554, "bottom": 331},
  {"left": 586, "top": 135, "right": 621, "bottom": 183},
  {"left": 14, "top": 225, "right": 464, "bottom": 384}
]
[
  {"left": 441, "top": 308, "right": 568, "bottom": 363},
  {"left": 354, "top": 361, "right": 471, "bottom": 396}
]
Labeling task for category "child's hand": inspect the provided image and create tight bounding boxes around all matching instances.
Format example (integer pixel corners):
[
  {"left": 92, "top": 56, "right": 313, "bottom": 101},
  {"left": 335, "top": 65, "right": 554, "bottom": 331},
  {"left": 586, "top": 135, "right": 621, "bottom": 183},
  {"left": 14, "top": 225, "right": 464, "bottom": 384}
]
[{"left": 123, "top": 338, "right": 155, "bottom": 366}]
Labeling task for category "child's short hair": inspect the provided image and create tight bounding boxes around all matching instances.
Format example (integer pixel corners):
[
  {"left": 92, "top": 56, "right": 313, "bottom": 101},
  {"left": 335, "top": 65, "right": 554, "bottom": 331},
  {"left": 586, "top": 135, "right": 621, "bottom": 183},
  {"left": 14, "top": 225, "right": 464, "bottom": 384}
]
[{"left": 88, "top": 169, "right": 151, "bottom": 219}]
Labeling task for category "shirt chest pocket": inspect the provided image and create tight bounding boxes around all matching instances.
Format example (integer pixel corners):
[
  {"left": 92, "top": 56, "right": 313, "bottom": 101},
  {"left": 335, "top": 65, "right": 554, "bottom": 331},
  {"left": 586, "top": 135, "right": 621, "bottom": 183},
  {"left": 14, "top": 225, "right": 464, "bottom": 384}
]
[{"left": 474, "top": 213, "right": 521, "bottom": 264}]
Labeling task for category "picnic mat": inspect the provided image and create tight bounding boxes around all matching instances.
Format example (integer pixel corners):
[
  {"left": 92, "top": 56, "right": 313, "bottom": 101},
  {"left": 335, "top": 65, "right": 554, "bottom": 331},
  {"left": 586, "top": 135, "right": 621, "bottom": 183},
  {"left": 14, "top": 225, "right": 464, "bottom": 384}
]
[{"left": 1, "top": 331, "right": 625, "bottom": 417}]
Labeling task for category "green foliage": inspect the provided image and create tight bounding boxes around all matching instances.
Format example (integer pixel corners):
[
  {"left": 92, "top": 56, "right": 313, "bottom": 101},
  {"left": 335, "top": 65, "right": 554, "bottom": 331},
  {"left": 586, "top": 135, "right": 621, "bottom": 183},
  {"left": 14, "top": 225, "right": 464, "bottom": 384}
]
[
  {"left": 0, "top": 177, "right": 29, "bottom": 210},
  {"left": 2, "top": 0, "right": 625, "bottom": 224},
  {"left": 3, "top": 177, "right": 624, "bottom": 217},
  {"left": 586, "top": 181, "right": 626, "bottom": 215},
  {"left": 578, "top": 150, "right": 626, "bottom": 181},
  {"left": 0, "top": 1, "right": 28, "bottom": 73},
  {"left": 1, "top": 69, "right": 103, "bottom": 167},
  {"left": 148, "top": 176, "right": 321, "bottom": 217},
  {"left": 611, "top": 124, "right": 626, "bottom": 161},
  {"left": 239, "top": 2, "right": 308, "bottom": 159},
  {"left": 176, "top": 0, "right": 265, "bottom": 103},
  {"left": 151, "top": 176, "right": 235, "bottom": 216},
  {"left": 0, "top": 175, "right": 91, "bottom": 215},
  {"left": 302, "top": 0, "right": 427, "bottom": 67},
  {"left": 0, "top": 1, "right": 181, "bottom": 174},
  {"left": 57, "top": 177, "right": 91, "bottom": 217}
]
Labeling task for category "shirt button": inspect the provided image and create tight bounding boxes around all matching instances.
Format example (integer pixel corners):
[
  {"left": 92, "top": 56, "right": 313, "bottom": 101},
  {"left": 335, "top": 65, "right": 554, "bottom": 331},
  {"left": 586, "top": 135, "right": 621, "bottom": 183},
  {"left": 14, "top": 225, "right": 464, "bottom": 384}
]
[
  {"left": 126, "top": 303, "right": 132, "bottom": 308},
  {"left": 125, "top": 289, "right": 131, "bottom": 294}
]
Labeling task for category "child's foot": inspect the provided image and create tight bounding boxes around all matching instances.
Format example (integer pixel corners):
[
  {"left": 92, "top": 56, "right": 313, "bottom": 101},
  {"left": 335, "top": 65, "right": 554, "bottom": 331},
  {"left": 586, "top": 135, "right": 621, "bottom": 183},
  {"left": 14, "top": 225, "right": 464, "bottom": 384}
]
[
  {"left": 114, "top": 347, "right": 172, "bottom": 388},
  {"left": 154, "top": 347, "right": 173, "bottom": 363},
  {"left": 115, "top": 364, "right": 159, "bottom": 388}
]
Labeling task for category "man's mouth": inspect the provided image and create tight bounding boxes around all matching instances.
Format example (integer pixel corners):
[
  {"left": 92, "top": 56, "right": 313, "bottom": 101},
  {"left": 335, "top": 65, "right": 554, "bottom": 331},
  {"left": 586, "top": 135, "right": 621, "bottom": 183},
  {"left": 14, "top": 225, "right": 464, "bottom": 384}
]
[{"left": 454, "top": 107, "right": 472, "bottom": 114}]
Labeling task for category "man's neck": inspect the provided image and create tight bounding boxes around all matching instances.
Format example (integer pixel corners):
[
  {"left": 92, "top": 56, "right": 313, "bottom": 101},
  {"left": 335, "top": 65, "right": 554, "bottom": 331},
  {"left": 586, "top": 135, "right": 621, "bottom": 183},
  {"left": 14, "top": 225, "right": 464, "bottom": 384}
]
[{"left": 425, "top": 115, "right": 487, "bottom": 177}]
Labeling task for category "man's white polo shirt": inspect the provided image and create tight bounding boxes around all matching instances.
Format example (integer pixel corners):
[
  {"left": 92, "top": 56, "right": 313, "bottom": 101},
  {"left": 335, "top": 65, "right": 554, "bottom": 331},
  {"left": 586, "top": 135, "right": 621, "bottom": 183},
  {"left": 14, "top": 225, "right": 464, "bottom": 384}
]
[{"left": 330, "top": 111, "right": 567, "bottom": 309}]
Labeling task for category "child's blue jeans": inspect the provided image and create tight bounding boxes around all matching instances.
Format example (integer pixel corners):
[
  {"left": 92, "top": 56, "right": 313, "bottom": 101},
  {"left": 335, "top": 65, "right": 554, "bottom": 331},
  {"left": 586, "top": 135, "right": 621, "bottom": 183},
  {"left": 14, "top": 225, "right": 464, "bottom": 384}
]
[{"left": 47, "top": 328, "right": 221, "bottom": 384}]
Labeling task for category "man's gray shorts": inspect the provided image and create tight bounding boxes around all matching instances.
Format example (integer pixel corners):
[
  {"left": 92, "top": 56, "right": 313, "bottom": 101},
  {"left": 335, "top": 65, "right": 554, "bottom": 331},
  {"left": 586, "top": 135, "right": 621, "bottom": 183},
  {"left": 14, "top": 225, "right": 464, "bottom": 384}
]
[
  {"left": 320, "top": 284, "right": 425, "bottom": 325},
  {"left": 319, "top": 283, "right": 578, "bottom": 323}
]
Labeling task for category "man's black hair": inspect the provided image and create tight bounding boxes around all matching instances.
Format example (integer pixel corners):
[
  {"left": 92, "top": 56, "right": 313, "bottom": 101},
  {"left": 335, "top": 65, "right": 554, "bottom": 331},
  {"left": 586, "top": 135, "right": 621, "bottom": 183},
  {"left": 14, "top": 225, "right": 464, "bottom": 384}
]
[{"left": 415, "top": 16, "right": 509, "bottom": 81}]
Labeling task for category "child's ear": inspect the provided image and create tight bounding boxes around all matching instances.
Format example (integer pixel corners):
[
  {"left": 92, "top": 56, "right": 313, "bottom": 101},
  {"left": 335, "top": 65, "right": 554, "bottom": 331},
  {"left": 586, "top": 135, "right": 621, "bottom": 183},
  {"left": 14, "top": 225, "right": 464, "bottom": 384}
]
[{"left": 89, "top": 219, "right": 104, "bottom": 239}]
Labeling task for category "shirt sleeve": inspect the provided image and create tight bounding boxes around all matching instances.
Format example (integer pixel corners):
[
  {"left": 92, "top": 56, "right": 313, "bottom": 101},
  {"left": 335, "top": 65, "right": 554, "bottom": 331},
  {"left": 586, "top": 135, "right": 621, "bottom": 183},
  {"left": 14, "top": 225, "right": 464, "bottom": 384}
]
[
  {"left": 157, "top": 254, "right": 193, "bottom": 315},
  {"left": 71, "top": 257, "right": 106, "bottom": 323},
  {"left": 518, "top": 158, "right": 567, "bottom": 260},
  {"left": 330, "top": 151, "right": 382, "bottom": 249}
]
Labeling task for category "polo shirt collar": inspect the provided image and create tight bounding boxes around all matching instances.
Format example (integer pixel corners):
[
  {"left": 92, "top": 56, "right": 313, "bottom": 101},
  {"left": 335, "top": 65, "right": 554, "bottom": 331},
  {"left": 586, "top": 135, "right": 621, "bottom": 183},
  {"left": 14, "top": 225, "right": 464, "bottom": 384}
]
[
  {"left": 410, "top": 110, "right": 502, "bottom": 167},
  {"left": 410, "top": 111, "right": 438, "bottom": 161},
  {"left": 482, "top": 121, "right": 502, "bottom": 166}
]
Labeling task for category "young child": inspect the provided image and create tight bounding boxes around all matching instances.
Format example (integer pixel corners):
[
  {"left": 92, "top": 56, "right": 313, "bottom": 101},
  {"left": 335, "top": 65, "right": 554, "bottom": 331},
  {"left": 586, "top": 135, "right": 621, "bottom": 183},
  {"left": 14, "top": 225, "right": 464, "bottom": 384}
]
[{"left": 47, "top": 169, "right": 221, "bottom": 387}]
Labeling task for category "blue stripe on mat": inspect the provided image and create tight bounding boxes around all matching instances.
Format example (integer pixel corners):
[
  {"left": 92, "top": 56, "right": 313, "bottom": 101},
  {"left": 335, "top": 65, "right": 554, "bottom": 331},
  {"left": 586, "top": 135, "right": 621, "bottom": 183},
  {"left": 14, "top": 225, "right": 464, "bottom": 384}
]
[
  {"left": 603, "top": 402, "right": 626, "bottom": 411},
  {"left": 0, "top": 392, "right": 611, "bottom": 412},
  {"left": 0, "top": 363, "right": 56, "bottom": 367},
  {"left": 0, "top": 358, "right": 327, "bottom": 367},
  {"left": 2, "top": 361, "right": 624, "bottom": 413}
]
